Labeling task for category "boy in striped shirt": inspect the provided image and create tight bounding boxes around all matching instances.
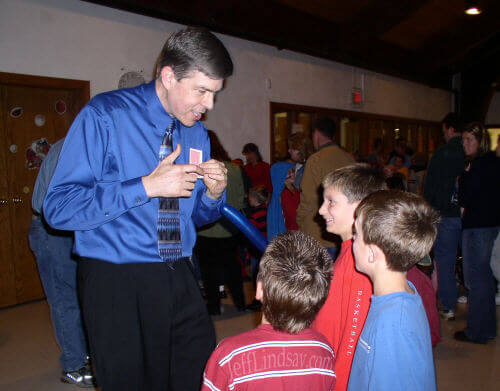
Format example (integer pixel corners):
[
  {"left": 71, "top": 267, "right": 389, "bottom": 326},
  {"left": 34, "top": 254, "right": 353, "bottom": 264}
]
[{"left": 202, "top": 231, "right": 336, "bottom": 391}]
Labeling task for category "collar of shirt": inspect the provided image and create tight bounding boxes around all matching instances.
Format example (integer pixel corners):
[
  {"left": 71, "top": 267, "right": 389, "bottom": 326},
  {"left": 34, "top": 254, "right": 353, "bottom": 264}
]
[
  {"left": 318, "top": 141, "right": 337, "bottom": 151},
  {"left": 143, "top": 79, "right": 175, "bottom": 136}
]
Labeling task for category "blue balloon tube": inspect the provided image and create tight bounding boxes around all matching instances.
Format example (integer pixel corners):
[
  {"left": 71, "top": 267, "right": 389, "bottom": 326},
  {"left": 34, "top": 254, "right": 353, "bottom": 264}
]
[{"left": 221, "top": 204, "right": 268, "bottom": 253}]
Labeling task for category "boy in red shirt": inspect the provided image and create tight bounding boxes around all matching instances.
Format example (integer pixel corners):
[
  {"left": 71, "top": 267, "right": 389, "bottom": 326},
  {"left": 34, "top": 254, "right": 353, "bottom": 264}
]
[
  {"left": 312, "top": 164, "right": 387, "bottom": 391},
  {"left": 202, "top": 231, "right": 336, "bottom": 390}
]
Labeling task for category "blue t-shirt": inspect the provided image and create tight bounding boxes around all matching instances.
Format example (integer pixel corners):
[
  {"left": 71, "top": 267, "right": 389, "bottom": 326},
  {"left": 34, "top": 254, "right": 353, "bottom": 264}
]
[{"left": 347, "top": 281, "right": 436, "bottom": 391}]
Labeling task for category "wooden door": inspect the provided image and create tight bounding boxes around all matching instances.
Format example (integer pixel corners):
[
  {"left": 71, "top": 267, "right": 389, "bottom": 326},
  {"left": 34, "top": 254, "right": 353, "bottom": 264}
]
[
  {"left": 0, "top": 73, "right": 89, "bottom": 307},
  {"left": 0, "top": 91, "right": 16, "bottom": 307}
]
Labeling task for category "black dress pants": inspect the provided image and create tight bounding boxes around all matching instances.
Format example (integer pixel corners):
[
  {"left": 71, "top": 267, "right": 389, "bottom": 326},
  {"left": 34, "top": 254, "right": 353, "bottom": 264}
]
[
  {"left": 195, "top": 236, "right": 246, "bottom": 313},
  {"left": 78, "top": 258, "right": 215, "bottom": 391}
]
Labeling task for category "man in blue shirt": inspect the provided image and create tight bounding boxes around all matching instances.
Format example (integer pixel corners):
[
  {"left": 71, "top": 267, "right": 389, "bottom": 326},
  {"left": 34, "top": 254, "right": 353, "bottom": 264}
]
[
  {"left": 29, "top": 139, "right": 94, "bottom": 387},
  {"left": 44, "top": 27, "right": 233, "bottom": 390}
]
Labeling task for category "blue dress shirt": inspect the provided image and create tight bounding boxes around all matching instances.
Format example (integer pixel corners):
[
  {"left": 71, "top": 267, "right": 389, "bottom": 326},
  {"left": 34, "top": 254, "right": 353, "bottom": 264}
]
[{"left": 44, "top": 80, "right": 223, "bottom": 263}]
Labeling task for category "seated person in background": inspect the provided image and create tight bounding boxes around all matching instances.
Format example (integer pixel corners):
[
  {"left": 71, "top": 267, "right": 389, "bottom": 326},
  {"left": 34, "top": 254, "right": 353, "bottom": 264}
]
[
  {"left": 387, "top": 138, "right": 412, "bottom": 167},
  {"left": 312, "top": 163, "right": 387, "bottom": 391},
  {"left": 386, "top": 153, "right": 409, "bottom": 181},
  {"left": 348, "top": 190, "right": 438, "bottom": 391},
  {"left": 202, "top": 231, "right": 336, "bottom": 391}
]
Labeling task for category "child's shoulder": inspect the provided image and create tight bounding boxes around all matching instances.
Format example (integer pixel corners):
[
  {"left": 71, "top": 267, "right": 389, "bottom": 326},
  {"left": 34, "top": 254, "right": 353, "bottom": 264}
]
[
  {"left": 372, "top": 289, "right": 426, "bottom": 331},
  {"left": 217, "top": 325, "right": 331, "bottom": 351}
]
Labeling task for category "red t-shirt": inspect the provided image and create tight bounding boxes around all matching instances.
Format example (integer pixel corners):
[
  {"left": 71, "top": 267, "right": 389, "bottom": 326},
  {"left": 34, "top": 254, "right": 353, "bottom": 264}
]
[
  {"left": 281, "top": 188, "right": 300, "bottom": 231},
  {"left": 312, "top": 239, "right": 372, "bottom": 391},
  {"left": 202, "top": 324, "right": 336, "bottom": 391},
  {"left": 244, "top": 161, "right": 272, "bottom": 194}
]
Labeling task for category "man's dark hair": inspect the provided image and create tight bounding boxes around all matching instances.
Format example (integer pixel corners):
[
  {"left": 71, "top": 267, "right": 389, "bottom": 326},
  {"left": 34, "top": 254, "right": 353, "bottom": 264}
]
[
  {"left": 156, "top": 27, "right": 233, "bottom": 80},
  {"left": 313, "top": 117, "right": 336, "bottom": 140},
  {"left": 442, "top": 112, "right": 462, "bottom": 133}
]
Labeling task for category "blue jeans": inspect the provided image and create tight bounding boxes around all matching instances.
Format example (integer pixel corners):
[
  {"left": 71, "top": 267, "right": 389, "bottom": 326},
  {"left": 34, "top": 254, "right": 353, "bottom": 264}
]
[
  {"left": 433, "top": 217, "right": 461, "bottom": 311},
  {"left": 28, "top": 219, "right": 88, "bottom": 372},
  {"left": 462, "top": 226, "right": 499, "bottom": 341}
]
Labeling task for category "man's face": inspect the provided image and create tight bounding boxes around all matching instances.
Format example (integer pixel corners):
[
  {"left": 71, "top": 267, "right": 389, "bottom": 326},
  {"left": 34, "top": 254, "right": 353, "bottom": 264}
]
[
  {"left": 161, "top": 69, "right": 223, "bottom": 127},
  {"left": 319, "top": 186, "right": 359, "bottom": 240},
  {"left": 352, "top": 218, "right": 370, "bottom": 274}
]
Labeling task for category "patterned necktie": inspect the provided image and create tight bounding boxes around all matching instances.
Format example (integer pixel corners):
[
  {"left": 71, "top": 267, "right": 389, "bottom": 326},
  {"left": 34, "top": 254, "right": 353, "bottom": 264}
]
[{"left": 158, "top": 119, "right": 182, "bottom": 262}]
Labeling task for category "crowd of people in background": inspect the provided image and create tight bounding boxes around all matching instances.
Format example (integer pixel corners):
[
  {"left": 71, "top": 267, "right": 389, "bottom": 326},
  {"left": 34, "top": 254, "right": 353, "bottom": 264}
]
[{"left": 209, "top": 113, "right": 499, "bottom": 348}]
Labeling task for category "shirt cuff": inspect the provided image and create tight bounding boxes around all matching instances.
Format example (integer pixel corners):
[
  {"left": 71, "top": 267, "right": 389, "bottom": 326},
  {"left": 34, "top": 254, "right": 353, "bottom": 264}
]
[
  {"left": 201, "top": 191, "right": 224, "bottom": 208},
  {"left": 122, "top": 177, "right": 150, "bottom": 208}
]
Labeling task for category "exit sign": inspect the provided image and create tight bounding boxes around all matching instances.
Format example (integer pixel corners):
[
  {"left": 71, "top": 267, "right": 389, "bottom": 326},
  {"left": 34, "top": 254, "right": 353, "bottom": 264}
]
[{"left": 352, "top": 88, "right": 363, "bottom": 106}]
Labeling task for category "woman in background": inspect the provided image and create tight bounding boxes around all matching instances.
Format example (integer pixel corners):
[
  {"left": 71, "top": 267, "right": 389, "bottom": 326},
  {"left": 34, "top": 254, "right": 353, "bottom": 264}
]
[
  {"left": 281, "top": 133, "right": 314, "bottom": 231},
  {"left": 455, "top": 123, "right": 500, "bottom": 344},
  {"left": 242, "top": 143, "right": 272, "bottom": 196}
]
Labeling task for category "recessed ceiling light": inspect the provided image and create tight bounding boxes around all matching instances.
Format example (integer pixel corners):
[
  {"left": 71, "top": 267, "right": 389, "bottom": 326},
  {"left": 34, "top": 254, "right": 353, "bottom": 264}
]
[{"left": 465, "top": 1, "right": 482, "bottom": 15}]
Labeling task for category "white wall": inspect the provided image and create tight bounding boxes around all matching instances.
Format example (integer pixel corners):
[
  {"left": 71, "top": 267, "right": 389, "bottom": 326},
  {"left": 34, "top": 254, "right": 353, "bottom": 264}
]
[
  {"left": 0, "top": 0, "right": 452, "bottom": 160},
  {"left": 486, "top": 92, "right": 500, "bottom": 124}
]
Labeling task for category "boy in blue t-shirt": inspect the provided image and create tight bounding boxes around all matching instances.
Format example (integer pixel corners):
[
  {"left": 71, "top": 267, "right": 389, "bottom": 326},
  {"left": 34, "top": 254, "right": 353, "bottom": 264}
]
[{"left": 348, "top": 190, "right": 439, "bottom": 391}]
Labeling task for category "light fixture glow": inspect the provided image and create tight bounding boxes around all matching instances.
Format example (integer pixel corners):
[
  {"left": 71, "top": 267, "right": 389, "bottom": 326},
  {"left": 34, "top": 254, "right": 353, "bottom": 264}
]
[
  {"left": 465, "top": 1, "right": 482, "bottom": 15},
  {"left": 465, "top": 7, "right": 481, "bottom": 15}
]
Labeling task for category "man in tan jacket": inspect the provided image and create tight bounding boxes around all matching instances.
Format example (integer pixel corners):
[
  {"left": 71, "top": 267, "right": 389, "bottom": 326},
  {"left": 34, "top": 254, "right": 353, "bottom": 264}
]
[{"left": 297, "top": 118, "right": 354, "bottom": 259}]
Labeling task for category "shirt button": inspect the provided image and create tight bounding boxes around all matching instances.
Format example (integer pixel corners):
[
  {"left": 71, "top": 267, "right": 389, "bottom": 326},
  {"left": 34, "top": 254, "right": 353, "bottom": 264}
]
[
  {"left": 136, "top": 198, "right": 141, "bottom": 203},
  {"left": 105, "top": 212, "right": 109, "bottom": 216}
]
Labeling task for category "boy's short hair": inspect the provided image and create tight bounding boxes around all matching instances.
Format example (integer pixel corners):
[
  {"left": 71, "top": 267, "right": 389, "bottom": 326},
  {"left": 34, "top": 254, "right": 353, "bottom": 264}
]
[
  {"left": 257, "top": 231, "right": 332, "bottom": 334},
  {"left": 249, "top": 185, "right": 268, "bottom": 205},
  {"left": 356, "top": 190, "right": 439, "bottom": 272},
  {"left": 322, "top": 163, "right": 387, "bottom": 203}
]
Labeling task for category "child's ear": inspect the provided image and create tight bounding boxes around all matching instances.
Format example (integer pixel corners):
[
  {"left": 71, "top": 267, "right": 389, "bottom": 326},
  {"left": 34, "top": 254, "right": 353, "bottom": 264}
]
[
  {"left": 351, "top": 200, "right": 361, "bottom": 216},
  {"left": 368, "top": 244, "right": 383, "bottom": 264},
  {"left": 256, "top": 281, "right": 264, "bottom": 301}
]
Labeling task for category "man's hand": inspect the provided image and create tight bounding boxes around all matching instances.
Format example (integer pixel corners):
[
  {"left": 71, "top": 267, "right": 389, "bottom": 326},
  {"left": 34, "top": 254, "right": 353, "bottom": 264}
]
[
  {"left": 199, "top": 159, "right": 227, "bottom": 200},
  {"left": 142, "top": 144, "right": 204, "bottom": 198}
]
